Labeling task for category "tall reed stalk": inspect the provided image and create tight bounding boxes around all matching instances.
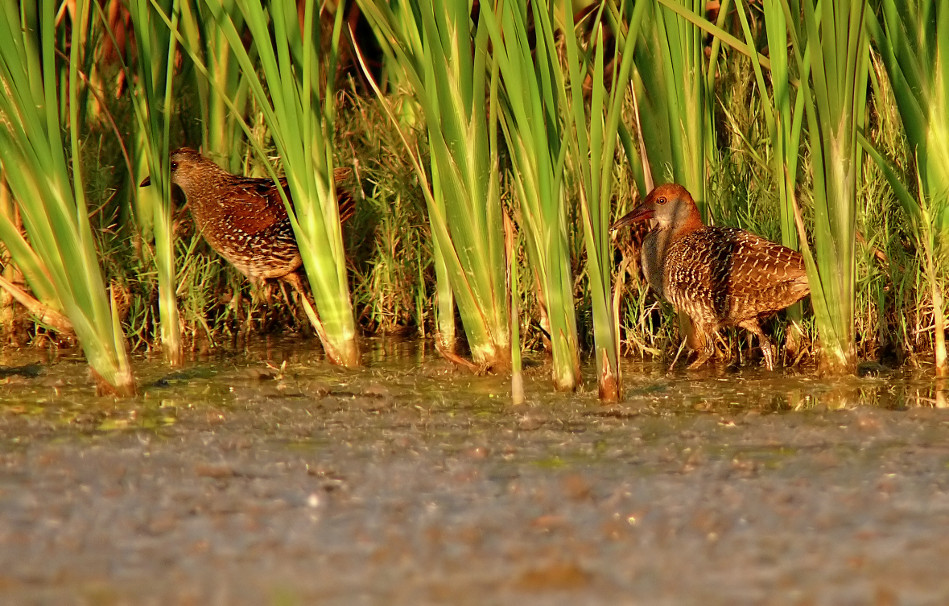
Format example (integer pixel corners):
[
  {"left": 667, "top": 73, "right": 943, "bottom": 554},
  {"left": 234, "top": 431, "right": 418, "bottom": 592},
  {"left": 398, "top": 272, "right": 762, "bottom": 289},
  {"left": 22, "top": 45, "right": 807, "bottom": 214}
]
[
  {"left": 639, "top": 0, "right": 718, "bottom": 203},
  {"left": 357, "top": 0, "right": 453, "bottom": 353},
  {"left": 783, "top": 0, "right": 869, "bottom": 373},
  {"left": 729, "top": 0, "right": 799, "bottom": 245},
  {"left": 563, "top": 1, "right": 639, "bottom": 400},
  {"left": 178, "top": 0, "right": 248, "bottom": 172},
  {"left": 357, "top": 0, "right": 511, "bottom": 367},
  {"left": 194, "top": 0, "right": 360, "bottom": 367},
  {"left": 868, "top": 1, "right": 948, "bottom": 375},
  {"left": 0, "top": 0, "right": 135, "bottom": 394},
  {"left": 128, "top": 0, "right": 182, "bottom": 366},
  {"left": 483, "top": 0, "right": 580, "bottom": 391}
]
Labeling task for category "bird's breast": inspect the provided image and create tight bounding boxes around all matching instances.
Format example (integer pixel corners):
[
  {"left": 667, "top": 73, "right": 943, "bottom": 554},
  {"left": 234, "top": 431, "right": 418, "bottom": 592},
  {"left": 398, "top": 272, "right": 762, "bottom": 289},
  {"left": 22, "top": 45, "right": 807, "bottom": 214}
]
[{"left": 640, "top": 231, "right": 667, "bottom": 299}]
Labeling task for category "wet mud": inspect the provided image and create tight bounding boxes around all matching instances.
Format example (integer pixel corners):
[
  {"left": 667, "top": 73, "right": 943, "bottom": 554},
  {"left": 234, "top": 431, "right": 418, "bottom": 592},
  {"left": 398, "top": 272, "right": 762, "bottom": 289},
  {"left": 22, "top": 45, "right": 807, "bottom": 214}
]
[{"left": 1, "top": 339, "right": 948, "bottom": 605}]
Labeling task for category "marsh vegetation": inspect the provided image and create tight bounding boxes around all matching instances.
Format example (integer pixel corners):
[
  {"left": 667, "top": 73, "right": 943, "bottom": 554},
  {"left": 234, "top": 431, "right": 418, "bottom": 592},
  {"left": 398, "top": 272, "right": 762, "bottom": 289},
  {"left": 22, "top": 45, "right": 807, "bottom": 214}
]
[{"left": 0, "top": 0, "right": 946, "bottom": 397}]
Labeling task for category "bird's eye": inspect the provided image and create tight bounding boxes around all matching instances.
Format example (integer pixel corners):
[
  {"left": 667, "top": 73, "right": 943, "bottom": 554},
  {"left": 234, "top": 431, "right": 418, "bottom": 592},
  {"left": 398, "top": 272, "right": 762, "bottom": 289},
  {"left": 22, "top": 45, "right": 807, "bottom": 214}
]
[
  {"left": 170, "top": 161, "right": 178, "bottom": 171},
  {"left": 657, "top": 196, "right": 667, "bottom": 204}
]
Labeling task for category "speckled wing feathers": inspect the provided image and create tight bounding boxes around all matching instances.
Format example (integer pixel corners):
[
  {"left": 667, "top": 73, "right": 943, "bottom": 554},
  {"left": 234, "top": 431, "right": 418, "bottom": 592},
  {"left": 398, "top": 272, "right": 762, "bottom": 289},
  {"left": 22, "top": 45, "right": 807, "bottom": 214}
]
[
  {"left": 168, "top": 150, "right": 355, "bottom": 283},
  {"left": 662, "top": 227, "right": 809, "bottom": 331},
  {"left": 216, "top": 177, "right": 290, "bottom": 236}
]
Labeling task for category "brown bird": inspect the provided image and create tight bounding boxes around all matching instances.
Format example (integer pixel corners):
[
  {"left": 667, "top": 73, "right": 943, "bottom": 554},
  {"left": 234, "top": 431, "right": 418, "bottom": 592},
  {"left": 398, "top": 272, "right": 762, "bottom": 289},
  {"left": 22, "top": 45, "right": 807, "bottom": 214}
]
[
  {"left": 612, "top": 183, "right": 809, "bottom": 370},
  {"left": 139, "top": 147, "right": 354, "bottom": 327}
]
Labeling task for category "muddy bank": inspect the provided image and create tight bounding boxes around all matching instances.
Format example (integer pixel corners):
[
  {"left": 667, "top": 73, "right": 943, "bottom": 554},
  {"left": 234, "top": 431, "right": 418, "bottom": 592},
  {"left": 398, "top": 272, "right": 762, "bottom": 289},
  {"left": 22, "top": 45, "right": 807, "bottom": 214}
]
[{"left": 0, "top": 341, "right": 948, "bottom": 605}]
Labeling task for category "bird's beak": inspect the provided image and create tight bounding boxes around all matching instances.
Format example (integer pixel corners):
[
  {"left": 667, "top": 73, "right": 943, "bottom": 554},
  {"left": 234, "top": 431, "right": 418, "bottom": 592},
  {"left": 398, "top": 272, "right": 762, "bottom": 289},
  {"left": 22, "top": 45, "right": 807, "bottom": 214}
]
[
  {"left": 610, "top": 205, "right": 654, "bottom": 232},
  {"left": 139, "top": 176, "right": 151, "bottom": 187}
]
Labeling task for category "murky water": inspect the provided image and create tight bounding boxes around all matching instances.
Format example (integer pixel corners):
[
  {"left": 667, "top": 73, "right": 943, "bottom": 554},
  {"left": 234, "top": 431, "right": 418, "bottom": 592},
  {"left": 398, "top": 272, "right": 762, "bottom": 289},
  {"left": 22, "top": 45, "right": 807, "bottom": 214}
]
[{"left": 1, "top": 339, "right": 948, "bottom": 605}]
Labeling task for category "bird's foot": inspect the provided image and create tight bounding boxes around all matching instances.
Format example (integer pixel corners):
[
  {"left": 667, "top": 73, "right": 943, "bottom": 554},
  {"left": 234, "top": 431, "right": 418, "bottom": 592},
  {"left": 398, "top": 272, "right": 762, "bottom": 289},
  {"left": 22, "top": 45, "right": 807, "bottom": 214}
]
[
  {"left": 686, "top": 350, "right": 714, "bottom": 370},
  {"left": 759, "top": 338, "right": 776, "bottom": 371}
]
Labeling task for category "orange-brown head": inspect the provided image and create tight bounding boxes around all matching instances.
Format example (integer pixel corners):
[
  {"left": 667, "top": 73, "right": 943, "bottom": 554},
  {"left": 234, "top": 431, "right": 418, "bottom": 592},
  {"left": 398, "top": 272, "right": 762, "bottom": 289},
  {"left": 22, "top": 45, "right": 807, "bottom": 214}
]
[
  {"left": 138, "top": 147, "right": 228, "bottom": 194},
  {"left": 611, "top": 183, "right": 704, "bottom": 237}
]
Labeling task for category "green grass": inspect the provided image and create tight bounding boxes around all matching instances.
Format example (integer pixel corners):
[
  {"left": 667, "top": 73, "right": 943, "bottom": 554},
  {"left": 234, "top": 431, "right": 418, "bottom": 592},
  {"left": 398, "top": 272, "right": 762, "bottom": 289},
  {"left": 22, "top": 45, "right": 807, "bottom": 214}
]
[
  {"left": 867, "top": 0, "right": 949, "bottom": 375},
  {"left": 783, "top": 0, "right": 870, "bottom": 374},
  {"left": 483, "top": 0, "right": 588, "bottom": 391}
]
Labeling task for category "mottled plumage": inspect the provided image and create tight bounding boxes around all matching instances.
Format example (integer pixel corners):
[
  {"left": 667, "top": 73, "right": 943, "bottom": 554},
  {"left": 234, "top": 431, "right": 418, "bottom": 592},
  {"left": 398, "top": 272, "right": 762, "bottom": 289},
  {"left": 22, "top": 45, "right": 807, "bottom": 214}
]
[
  {"left": 612, "top": 183, "right": 809, "bottom": 370},
  {"left": 140, "top": 147, "right": 353, "bottom": 284}
]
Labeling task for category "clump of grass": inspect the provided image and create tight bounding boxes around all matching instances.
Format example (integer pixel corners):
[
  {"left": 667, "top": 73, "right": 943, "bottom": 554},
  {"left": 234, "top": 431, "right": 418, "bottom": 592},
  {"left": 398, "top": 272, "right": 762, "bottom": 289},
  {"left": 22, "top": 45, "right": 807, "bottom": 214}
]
[
  {"left": 782, "top": 0, "right": 870, "bottom": 374},
  {"left": 482, "top": 0, "right": 582, "bottom": 391},
  {"left": 126, "top": 0, "right": 183, "bottom": 366},
  {"left": 338, "top": 91, "right": 430, "bottom": 336},
  {"left": 867, "top": 0, "right": 949, "bottom": 374},
  {"left": 357, "top": 0, "right": 513, "bottom": 368}
]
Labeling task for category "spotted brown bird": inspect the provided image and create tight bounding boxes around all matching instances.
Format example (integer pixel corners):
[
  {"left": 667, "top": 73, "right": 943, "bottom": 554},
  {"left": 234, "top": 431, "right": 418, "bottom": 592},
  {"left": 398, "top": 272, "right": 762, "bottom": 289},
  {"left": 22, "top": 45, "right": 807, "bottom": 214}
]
[
  {"left": 612, "top": 183, "right": 809, "bottom": 370},
  {"left": 140, "top": 147, "right": 353, "bottom": 284},
  {"left": 139, "top": 147, "right": 355, "bottom": 334}
]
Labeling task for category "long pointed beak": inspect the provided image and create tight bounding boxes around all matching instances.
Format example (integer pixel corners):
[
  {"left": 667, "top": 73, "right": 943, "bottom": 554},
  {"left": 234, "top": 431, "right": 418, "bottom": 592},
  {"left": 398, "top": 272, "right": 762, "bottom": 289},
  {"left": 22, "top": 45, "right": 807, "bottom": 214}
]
[
  {"left": 139, "top": 176, "right": 151, "bottom": 187},
  {"left": 610, "top": 206, "right": 653, "bottom": 232}
]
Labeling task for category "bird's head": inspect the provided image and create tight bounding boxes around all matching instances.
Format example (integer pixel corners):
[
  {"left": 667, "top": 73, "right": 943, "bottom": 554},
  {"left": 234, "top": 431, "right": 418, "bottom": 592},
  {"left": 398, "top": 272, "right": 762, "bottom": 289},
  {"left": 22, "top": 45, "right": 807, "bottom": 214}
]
[
  {"left": 611, "top": 183, "right": 702, "bottom": 233},
  {"left": 139, "top": 147, "right": 216, "bottom": 191}
]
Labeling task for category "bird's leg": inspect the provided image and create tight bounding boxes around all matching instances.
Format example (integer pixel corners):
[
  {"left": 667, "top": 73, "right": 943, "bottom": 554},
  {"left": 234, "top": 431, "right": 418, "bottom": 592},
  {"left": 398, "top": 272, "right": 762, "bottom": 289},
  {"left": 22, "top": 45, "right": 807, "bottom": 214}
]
[
  {"left": 686, "top": 327, "right": 715, "bottom": 369},
  {"left": 246, "top": 275, "right": 270, "bottom": 305},
  {"left": 668, "top": 338, "right": 689, "bottom": 371},
  {"left": 739, "top": 319, "right": 774, "bottom": 370},
  {"left": 260, "top": 281, "right": 276, "bottom": 305},
  {"left": 759, "top": 336, "right": 775, "bottom": 371},
  {"left": 281, "top": 271, "right": 330, "bottom": 346},
  {"left": 277, "top": 279, "right": 293, "bottom": 309}
]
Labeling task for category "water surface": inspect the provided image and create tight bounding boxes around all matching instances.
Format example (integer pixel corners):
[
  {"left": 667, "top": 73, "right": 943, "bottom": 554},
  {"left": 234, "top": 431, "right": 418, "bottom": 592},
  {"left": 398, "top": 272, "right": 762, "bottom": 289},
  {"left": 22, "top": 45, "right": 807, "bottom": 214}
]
[{"left": 1, "top": 339, "right": 947, "bottom": 604}]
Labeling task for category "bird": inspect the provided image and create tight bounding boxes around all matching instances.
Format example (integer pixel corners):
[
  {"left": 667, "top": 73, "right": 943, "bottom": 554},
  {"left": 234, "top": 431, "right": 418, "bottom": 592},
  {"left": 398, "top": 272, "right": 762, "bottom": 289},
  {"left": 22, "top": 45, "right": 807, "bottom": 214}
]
[
  {"left": 139, "top": 147, "right": 354, "bottom": 324},
  {"left": 611, "top": 183, "right": 810, "bottom": 370}
]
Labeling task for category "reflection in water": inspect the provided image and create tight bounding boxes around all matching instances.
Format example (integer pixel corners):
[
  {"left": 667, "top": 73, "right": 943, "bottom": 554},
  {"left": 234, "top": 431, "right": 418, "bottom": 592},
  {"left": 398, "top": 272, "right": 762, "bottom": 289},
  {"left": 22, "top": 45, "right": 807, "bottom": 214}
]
[
  {"left": 247, "top": 335, "right": 431, "bottom": 367},
  {"left": 774, "top": 374, "right": 948, "bottom": 411},
  {"left": 0, "top": 338, "right": 948, "bottom": 418},
  {"left": 362, "top": 337, "right": 430, "bottom": 366},
  {"left": 935, "top": 378, "right": 947, "bottom": 408}
]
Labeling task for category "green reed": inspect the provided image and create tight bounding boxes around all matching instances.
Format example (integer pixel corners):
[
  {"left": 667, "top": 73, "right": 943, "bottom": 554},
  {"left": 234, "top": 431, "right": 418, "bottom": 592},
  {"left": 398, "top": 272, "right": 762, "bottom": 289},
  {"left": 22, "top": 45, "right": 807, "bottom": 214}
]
[
  {"left": 127, "top": 0, "right": 183, "bottom": 365},
  {"left": 781, "top": 0, "right": 869, "bottom": 373},
  {"left": 867, "top": 1, "right": 948, "bottom": 375},
  {"left": 482, "top": 0, "right": 581, "bottom": 391},
  {"left": 0, "top": 0, "right": 135, "bottom": 394},
  {"left": 357, "top": 0, "right": 511, "bottom": 367},
  {"left": 178, "top": 0, "right": 248, "bottom": 172},
  {"left": 639, "top": 0, "right": 719, "bottom": 202},
  {"left": 562, "top": 0, "right": 640, "bottom": 400}
]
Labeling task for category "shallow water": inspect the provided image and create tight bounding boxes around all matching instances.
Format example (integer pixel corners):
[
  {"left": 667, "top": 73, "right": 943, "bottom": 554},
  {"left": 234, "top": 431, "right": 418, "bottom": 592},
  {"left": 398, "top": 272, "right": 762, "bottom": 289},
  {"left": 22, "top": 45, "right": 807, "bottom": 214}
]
[{"left": 1, "top": 339, "right": 948, "bottom": 605}]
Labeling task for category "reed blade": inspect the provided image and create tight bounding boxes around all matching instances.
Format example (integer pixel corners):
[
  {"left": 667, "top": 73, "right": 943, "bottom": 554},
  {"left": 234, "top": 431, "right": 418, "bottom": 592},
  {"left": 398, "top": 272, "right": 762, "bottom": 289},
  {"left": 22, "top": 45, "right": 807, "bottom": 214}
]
[
  {"left": 0, "top": 0, "right": 135, "bottom": 394},
  {"left": 482, "top": 0, "right": 580, "bottom": 391},
  {"left": 868, "top": 0, "right": 949, "bottom": 375},
  {"left": 357, "top": 0, "right": 511, "bottom": 366}
]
